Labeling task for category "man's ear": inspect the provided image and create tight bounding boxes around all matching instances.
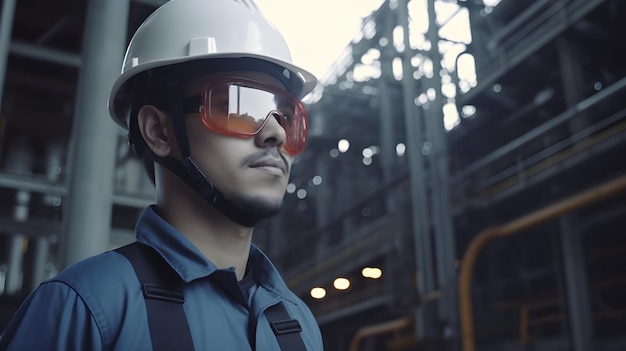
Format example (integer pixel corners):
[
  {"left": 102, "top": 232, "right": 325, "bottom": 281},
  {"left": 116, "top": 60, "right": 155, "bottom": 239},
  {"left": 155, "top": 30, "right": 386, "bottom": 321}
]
[{"left": 137, "top": 105, "right": 174, "bottom": 157}]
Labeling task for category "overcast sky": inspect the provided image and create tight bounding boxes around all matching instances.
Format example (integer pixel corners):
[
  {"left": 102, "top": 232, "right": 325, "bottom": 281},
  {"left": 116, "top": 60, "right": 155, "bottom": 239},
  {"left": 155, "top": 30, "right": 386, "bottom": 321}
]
[{"left": 254, "top": 0, "right": 385, "bottom": 80}]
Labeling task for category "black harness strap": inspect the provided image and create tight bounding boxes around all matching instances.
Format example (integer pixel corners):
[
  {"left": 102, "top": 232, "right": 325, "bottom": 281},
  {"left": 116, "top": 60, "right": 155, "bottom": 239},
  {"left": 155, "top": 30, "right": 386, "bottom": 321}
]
[
  {"left": 265, "top": 302, "right": 307, "bottom": 350},
  {"left": 116, "top": 243, "right": 194, "bottom": 351},
  {"left": 115, "top": 242, "right": 307, "bottom": 350}
]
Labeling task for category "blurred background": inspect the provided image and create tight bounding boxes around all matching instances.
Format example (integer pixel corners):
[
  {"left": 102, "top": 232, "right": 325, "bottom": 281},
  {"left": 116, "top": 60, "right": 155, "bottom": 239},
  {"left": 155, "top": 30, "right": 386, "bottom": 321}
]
[{"left": 1, "top": 0, "right": 625, "bottom": 350}]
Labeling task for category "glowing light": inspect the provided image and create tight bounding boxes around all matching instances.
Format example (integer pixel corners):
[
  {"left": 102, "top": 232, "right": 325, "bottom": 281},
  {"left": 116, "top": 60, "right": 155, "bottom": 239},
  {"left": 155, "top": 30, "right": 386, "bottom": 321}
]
[
  {"left": 362, "top": 267, "right": 383, "bottom": 279},
  {"left": 417, "top": 93, "right": 428, "bottom": 105},
  {"left": 461, "top": 105, "right": 476, "bottom": 118},
  {"left": 392, "top": 57, "right": 403, "bottom": 80},
  {"left": 361, "top": 48, "right": 381, "bottom": 65},
  {"left": 333, "top": 277, "right": 351, "bottom": 290},
  {"left": 457, "top": 53, "right": 477, "bottom": 93},
  {"left": 297, "top": 189, "right": 307, "bottom": 199},
  {"left": 338, "top": 139, "right": 350, "bottom": 153},
  {"left": 441, "top": 82, "right": 456, "bottom": 98},
  {"left": 353, "top": 63, "right": 381, "bottom": 82},
  {"left": 312, "top": 176, "right": 323, "bottom": 185},
  {"left": 362, "top": 148, "right": 374, "bottom": 158},
  {"left": 483, "top": 0, "right": 502, "bottom": 7},
  {"left": 427, "top": 88, "right": 437, "bottom": 101},
  {"left": 443, "top": 102, "right": 460, "bottom": 131},
  {"left": 310, "top": 287, "right": 326, "bottom": 299},
  {"left": 594, "top": 82, "right": 603, "bottom": 91},
  {"left": 286, "top": 183, "right": 296, "bottom": 193},
  {"left": 396, "top": 143, "right": 406, "bottom": 157}
]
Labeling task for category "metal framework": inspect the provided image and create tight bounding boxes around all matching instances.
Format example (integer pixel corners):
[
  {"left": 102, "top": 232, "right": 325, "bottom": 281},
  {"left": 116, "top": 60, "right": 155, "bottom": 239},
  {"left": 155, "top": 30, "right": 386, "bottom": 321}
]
[{"left": 1, "top": 1, "right": 625, "bottom": 350}]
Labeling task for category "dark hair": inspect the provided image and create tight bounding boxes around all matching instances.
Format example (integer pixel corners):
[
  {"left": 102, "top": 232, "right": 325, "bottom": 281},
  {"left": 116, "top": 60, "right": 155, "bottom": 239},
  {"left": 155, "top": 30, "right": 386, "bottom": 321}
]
[{"left": 121, "top": 68, "right": 172, "bottom": 184}]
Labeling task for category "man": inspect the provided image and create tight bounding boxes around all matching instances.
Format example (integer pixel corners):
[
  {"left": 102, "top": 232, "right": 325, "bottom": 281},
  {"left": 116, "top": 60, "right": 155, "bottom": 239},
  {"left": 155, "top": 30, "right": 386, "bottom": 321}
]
[{"left": 0, "top": 0, "right": 323, "bottom": 349}]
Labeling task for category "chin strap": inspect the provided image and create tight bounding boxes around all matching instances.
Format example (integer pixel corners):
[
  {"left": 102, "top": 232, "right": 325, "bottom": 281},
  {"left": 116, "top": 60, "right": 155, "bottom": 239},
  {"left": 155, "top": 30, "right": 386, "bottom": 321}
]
[
  {"left": 153, "top": 154, "right": 262, "bottom": 227},
  {"left": 149, "top": 82, "right": 263, "bottom": 227}
]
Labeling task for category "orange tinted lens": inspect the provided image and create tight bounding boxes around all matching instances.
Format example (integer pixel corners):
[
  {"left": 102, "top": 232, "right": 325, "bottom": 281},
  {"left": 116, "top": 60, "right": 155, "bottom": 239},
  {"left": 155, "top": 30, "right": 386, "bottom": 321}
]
[
  {"left": 283, "top": 102, "right": 308, "bottom": 155},
  {"left": 202, "top": 79, "right": 308, "bottom": 154},
  {"left": 206, "top": 83, "right": 275, "bottom": 135}
]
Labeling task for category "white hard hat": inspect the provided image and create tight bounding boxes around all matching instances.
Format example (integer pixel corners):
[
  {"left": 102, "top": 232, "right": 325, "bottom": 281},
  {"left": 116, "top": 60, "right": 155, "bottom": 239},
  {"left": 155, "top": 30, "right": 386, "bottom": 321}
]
[{"left": 108, "top": 0, "right": 317, "bottom": 128}]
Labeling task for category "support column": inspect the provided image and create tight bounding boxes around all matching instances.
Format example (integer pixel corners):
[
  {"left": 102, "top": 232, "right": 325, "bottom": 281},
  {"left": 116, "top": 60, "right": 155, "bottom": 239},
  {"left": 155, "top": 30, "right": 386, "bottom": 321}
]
[
  {"left": 556, "top": 37, "right": 589, "bottom": 134},
  {"left": 4, "top": 138, "right": 34, "bottom": 295},
  {"left": 5, "top": 233, "right": 25, "bottom": 295},
  {"left": 559, "top": 215, "right": 593, "bottom": 351},
  {"left": 0, "top": 0, "right": 17, "bottom": 110},
  {"left": 27, "top": 237, "right": 48, "bottom": 291},
  {"left": 62, "top": 0, "right": 130, "bottom": 267},
  {"left": 397, "top": 0, "right": 438, "bottom": 344},
  {"left": 378, "top": 31, "right": 397, "bottom": 185},
  {"left": 423, "top": 0, "right": 459, "bottom": 347}
]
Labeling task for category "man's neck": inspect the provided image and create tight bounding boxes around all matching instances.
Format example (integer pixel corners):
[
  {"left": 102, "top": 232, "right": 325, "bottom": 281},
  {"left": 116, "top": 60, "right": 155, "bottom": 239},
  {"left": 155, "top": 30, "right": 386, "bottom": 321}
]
[{"left": 156, "top": 177, "right": 254, "bottom": 280}]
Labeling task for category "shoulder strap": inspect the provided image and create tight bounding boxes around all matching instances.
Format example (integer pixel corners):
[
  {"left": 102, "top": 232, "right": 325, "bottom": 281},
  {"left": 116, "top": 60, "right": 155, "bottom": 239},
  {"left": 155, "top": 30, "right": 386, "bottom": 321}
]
[
  {"left": 116, "top": 242, "right": 308, "bottom": 350},
  {"left": 265, "top": 301, "right": 308, "bottom": 350},
  {"left": 115, "top": 243, "right": 195, "bottom": 351}
]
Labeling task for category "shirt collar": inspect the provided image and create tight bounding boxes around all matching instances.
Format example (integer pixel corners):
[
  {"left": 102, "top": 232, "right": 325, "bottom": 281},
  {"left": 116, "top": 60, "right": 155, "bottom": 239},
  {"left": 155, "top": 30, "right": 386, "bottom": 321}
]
[
  {"left": 135, "top": 206, "right": 296, "bottom": 303},
  {"left": 136, "top": 205, "right": 218, "bottom": 282},
  {"left": 248, "top": 243, "right": 298, "bottom": 304}
]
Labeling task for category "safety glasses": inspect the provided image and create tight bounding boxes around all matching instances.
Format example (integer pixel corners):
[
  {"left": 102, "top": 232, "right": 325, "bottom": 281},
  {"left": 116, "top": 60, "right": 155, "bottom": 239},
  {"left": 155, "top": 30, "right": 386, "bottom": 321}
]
[{"left": 183, "top": 77, "right": 308, "bottom": 155}]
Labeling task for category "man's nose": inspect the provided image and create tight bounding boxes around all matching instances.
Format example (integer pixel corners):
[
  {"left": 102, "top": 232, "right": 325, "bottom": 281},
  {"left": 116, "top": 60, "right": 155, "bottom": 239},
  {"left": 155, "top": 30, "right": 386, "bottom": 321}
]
[{"left": 255, "top": 113, "right": 287, "bottom": 149}]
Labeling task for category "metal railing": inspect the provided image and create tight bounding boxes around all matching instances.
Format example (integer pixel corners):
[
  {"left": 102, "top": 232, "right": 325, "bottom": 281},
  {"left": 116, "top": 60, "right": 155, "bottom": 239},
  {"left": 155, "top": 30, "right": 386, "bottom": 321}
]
[{"left": 458, "top": 175, "right": 626, "bottom": 351}]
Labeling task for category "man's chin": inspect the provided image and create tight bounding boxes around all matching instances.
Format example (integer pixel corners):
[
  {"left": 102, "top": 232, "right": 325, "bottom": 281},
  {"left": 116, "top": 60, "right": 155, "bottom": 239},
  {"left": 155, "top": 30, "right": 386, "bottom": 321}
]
[{"left": 237, "top": 196, "right": 284, "bottom": 219}]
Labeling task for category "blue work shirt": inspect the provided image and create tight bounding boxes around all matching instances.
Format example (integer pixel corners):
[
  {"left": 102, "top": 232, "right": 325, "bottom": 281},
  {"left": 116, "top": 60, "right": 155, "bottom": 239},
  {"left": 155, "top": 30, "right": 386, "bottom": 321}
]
[{"left": 0, "top": 206, "right": 323, "bottom": 350}]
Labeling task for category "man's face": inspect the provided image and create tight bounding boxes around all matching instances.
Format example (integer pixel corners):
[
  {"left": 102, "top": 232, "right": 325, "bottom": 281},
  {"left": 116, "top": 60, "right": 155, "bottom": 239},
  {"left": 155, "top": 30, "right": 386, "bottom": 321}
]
[{"left": 182, "top": 71, "right": 295, "bottom": 217}]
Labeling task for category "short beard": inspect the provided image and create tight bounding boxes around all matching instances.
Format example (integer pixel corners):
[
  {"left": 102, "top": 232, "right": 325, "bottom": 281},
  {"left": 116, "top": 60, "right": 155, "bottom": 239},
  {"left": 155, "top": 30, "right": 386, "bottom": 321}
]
[{"left": 237, "top": 195, "right": 284, "bottom": 219}]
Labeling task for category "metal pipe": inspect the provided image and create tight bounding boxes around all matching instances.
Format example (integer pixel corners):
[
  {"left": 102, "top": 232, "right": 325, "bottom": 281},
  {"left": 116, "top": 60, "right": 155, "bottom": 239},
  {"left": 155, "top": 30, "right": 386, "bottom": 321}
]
[
  {"left": 520, "top": 304, "right": 529, "bottom": 346},
  {"left": 0, "top": 172, "right": 152, "bottom": 208},
  {"left": 0, "top": 0, "right": 17, "bottom": 112},
  {"left": 459, "top": 0, "right": 606, "bottom": 104},
  {"left": 9, "top": 41, "right": 81, "bottom": 67},
  {"left": 458, "top": 175, "right": 626, "bottom": 351},
  {"left": 348, "top": 316, "right": 412, "bottom": 351},
  {"left": 486, "top": 0, "right": 562, "bottom": 51},
  {"left": 453, "top": 75, "right": 626, "bottom": 182}
]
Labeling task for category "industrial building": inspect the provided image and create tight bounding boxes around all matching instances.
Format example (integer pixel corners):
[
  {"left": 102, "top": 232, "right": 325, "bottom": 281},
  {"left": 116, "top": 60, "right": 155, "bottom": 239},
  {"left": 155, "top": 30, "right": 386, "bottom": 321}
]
[{"left": 1, "top": 0, "right": 625, "bottom": 350}]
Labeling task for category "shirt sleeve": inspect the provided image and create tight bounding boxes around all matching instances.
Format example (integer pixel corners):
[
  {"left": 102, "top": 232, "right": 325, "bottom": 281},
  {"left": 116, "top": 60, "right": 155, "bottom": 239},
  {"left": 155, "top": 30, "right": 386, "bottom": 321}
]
[{"left": 0, "top": 281, "right": 103, "bottom": 351}]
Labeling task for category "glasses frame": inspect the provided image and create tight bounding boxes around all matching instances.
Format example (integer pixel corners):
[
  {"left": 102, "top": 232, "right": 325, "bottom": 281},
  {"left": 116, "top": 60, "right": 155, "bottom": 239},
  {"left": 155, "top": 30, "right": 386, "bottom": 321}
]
[{"left": 183, "top": 77, "right": 309, "bottom": 155}]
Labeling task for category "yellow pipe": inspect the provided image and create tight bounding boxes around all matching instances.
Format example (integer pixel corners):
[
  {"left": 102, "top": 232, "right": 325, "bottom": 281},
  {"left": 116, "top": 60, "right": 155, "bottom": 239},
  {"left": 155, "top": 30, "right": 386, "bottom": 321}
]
[
  {"left": 348, "top": 316, "right": 412, "bottom": 351},
  {"left": 520, "top": 304, "right": 529, "bottom": 346},
  {"left": 459, "top": 175, "right": 626, "bottom": 351}
]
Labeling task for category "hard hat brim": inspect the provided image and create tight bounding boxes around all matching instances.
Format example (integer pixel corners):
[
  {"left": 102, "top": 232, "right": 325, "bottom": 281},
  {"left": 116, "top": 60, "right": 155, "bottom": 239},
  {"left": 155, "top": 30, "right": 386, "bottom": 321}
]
[{"left": 108, "top": 52, "right": 317, "bottom": 129}]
